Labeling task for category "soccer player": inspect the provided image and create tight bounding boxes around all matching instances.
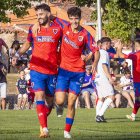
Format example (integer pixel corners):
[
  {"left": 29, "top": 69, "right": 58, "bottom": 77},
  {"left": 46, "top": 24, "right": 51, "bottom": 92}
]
[
  {"left": 117, "top": 38, "right": 140, "bottom": 121},
  {"left": 14, "top": 4, "right": 62, "bottom": 138},
  {"left": 32, "top": 7, "right": 99, "bottom": 138},
  {"left": 95, "top": 37, "right": 117, "bottom": 122},
  {"left": 54, "top": 7, "right": 99, "bottom": 138}
]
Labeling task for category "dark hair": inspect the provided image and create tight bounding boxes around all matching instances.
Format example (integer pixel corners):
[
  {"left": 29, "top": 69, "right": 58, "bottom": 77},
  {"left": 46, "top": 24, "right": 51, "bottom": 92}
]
[
  {"left": 35, "top": 3, "right": 51, "bottom": 12},
  {"left": 11, "top": 40, "right": 20, "bottom": 50},
  {"left": 100, "top": 37, "right": 111, "bottom": 44},
  {"left": 67, "top": 7, "right": 81, "bottom": 18},
  {"left": 135, "top": 38, "right": 140, "bottom": 44},
  {"left": 97, "top": 40, "right": 101, "bottom": 45},
  {"left": 124, "top": 70, "right": 131, "bottom": 75}
]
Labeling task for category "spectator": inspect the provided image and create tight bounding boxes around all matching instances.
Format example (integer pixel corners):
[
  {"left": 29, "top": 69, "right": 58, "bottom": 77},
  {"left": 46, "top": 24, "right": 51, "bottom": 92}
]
[
  {"left": 0, "top": 38, "right": 9, "bottom": 61},
  {"left": 0, "top": 60, "right": 7, "bottom": 110},
  {"left": 110, "top": 74, "right": 121, "bottom": 108},
  {"left": 9, "top": 40, "right": 20, "bottom": 73},
  {"left": 75, "top": 66, "right": 97, "bottom": 109},
  {"left": 16, "top": 70, "right": 29, "bottom": 110},
  {"left": 120, "top": 70, "right": 135, "bottom": 108},
  {"left": 120, "top": 61, "right": 130, "bottom": 74},
  {"left": 24, "top": 63, "right": 35, "bottom": 109}
]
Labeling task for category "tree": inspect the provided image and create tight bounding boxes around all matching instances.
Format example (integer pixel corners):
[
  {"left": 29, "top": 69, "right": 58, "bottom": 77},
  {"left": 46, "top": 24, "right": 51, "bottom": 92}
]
[
  {"left": 0, "top": 0, "right": 40, "bottom": 23},
  {"left": 75, "top": 0, "right": 140, "bottom": 42}
]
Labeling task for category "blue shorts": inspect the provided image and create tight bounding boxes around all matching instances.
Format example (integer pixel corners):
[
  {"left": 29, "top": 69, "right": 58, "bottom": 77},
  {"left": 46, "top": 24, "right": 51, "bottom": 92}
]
[
  {"left": 55, "top": 68, "right": 85, "bottom": 95},
  {"left": 30, "top": 70, "right": 57, "bottom": 96}
]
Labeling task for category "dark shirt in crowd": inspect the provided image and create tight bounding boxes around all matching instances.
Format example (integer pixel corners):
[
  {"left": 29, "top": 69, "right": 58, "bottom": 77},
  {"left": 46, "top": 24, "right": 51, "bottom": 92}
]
[
  {"left": 0, "top": 62, "right": 7, "bottom": 83},
  {"left": 16, "top": 78, "right": 27, "bottom": 94}
]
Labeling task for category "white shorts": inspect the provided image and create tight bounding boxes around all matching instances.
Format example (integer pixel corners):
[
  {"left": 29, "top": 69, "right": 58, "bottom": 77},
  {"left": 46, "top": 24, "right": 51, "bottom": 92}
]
[
  {"left": 0, "top": 82, "right": 7, "bottom": 98},
  {"left": 18, "top": 94, "right": 28, "bottom": 99},
  {"left": 95, "top": 77, "right": 114, "bottom": 98}
]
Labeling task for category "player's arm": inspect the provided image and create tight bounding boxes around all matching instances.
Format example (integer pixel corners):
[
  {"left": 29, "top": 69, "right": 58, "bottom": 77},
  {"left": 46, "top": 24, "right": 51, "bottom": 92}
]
[
  {"left": 92, "top": 50, "right": 100, "bottom": 72},
  {"left": 15, "top": 26, "right": 33, "bottom": 58},
  {"left": 84, "top": 32, "right": 100, "bottom": 73},
  {"left": 115, "top": 41, "right": 126, "bottom": 58}
]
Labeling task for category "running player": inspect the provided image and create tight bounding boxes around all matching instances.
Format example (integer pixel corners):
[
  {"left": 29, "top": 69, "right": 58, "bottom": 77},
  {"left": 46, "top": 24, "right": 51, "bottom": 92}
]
[
  {"left": 14, "top": 4, "right": 62, "bottom": 138},
  {"left": 117, "top": 38, "right": 140, "bottom": 121},
  {"left": 55, "top": 7, "right": 99, "bottom": 139}
]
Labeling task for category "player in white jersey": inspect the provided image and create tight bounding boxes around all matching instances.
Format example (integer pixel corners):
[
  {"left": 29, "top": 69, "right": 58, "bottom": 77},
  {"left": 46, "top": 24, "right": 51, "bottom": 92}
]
[{"left": 95, "top": 37, "right": 117, "bottom": 122}]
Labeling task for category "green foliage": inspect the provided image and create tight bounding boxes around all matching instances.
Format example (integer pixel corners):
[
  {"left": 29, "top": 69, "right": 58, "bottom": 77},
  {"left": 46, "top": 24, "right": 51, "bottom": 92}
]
[
  {"left": 0, "top": 0, "right": 40, "bottom": 23},
  {"left": 75, "top": 0, "right": 140, "bottom": 42}
]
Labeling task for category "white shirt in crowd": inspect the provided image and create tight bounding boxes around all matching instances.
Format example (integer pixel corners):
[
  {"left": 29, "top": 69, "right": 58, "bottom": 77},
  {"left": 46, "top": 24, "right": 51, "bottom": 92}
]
[{"left": 120, "top": 76, "right": 133, "bottom": 91}]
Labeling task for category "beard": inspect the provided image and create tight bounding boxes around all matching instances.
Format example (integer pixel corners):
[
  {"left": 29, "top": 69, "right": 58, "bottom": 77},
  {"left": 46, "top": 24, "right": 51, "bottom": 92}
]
[{"left": 38, "top": 15, "right": 49, "bottom": 26}]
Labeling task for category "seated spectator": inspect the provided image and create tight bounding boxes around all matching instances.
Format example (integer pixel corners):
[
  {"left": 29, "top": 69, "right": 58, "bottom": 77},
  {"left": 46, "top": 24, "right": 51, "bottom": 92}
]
[
  {"left": 75, "top": 66, "right": 97, "bottom": 109},
  {"left": 110, "top": 74, "right": 121, "bottom": 108},
  {"left": 120, "top": 70, "right": 135, "bottom": 108},
  {"left": 120, "top": 61, "right": 130, "bottom": 74},
  {"left": 16, "top": 70, "right": 29, "bottom": 110},
  {"left": 0, "top": 60, "right": 7, "bottom": 110}
]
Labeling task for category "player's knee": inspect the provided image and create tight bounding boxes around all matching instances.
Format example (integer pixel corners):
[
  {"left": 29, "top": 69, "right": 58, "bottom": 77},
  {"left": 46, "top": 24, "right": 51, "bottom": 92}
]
[{"left": 55, "top": 98, "right": 64, "bottom": 106}]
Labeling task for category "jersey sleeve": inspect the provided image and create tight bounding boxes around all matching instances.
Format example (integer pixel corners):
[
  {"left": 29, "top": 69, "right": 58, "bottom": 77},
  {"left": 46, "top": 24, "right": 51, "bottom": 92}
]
[
  {"left": 124, "top": 53, "right": 134, "bottom": 60},
  {"left": 27, "top": 26, "right": 33, "bottom": 43},
  {"left": 53, "top": 17, "right": 69, "bottom": 29},
  {"left": 84, "top": 32, "right": 99, "bottom": 54}
]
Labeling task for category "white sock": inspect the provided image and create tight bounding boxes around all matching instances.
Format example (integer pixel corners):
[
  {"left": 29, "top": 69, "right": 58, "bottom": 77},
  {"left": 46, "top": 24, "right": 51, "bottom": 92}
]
[
  {"left": 43, "top": 127, "right": 49, "bottom": 133},
  {"left": 98, "top": 98, "right": 112, "bottom": 116},
  {"left": 96, "top": 100, "right": 103, "bottom": 116},
  {"left": 131, "top": 113, "right": 136, "bottom": 118}
]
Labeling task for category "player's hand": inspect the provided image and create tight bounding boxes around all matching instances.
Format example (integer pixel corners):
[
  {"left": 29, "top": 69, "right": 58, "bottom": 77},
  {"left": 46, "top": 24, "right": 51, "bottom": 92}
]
[
  {"left": 114, "top": 40, "right": 123, "bottom": 50},
  {"left": 81, "top": 54, "right": 86, "bottom": 61},
  {"left": 32, "top": 22, "right": 40, "bottom": 36},
  {"left": 109, "top": 77, "right": 115, "bottom": 85},
  {"left": 91, "top": 63, "right": 97, "bottom": 74}
]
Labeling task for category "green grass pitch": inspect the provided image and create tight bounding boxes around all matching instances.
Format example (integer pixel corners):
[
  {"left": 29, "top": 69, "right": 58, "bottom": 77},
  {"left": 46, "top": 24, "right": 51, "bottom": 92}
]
[{"left": 0, "top": 108, "right": 140, "bottom": 140}]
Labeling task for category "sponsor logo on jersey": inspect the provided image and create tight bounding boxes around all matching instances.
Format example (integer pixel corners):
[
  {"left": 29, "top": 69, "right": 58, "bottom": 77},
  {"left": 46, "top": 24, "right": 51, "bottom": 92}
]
[
  {"left": 64, "top": 36, "right": 79, "bottom": 49},
  {"left": 78, "top": 36, "right": 83, "bottom": 42},
  {"left": 53, "top": 29, "right": 58, "bottom": 34},
  {"left": 36, "top": 36, "right": 55, "bottom": 42}
]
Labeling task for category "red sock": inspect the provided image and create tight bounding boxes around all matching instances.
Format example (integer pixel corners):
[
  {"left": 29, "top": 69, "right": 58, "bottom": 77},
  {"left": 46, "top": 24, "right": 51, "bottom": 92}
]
[
  {"left": 132, "top": 103, "right": 140, "bottom": 114},
  {"left": 36, "top": 102, "right": 47, "bottom": 128}
]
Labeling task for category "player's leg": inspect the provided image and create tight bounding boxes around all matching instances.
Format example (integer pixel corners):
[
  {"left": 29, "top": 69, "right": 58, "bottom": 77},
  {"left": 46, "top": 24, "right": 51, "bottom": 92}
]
[
  {"left": 75, "top": 96, "right": 80, "bottom": 109},
  {"left": 126, "top": 83, "right": 140, "bottom": 121},
  {"left": 45, "top": 74, "right": 57, "bottom": 116},
  {"left": 55, "top": 68, "right": 69, "bottom": 117},
  {"left": 99, "top": 95, "right": 114, "bottom": 116},
  {"left": 30, "top": 70, "right": 49, "bottom": 138},
  {"left": 64, "top": 71, "right": 85, "bottom": 139},
  {"left": 122, "top": 91, "right": 134, "bottom": 108},
  {"left": 129, "top": 90, "right": 135, "bottom": 103}
]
